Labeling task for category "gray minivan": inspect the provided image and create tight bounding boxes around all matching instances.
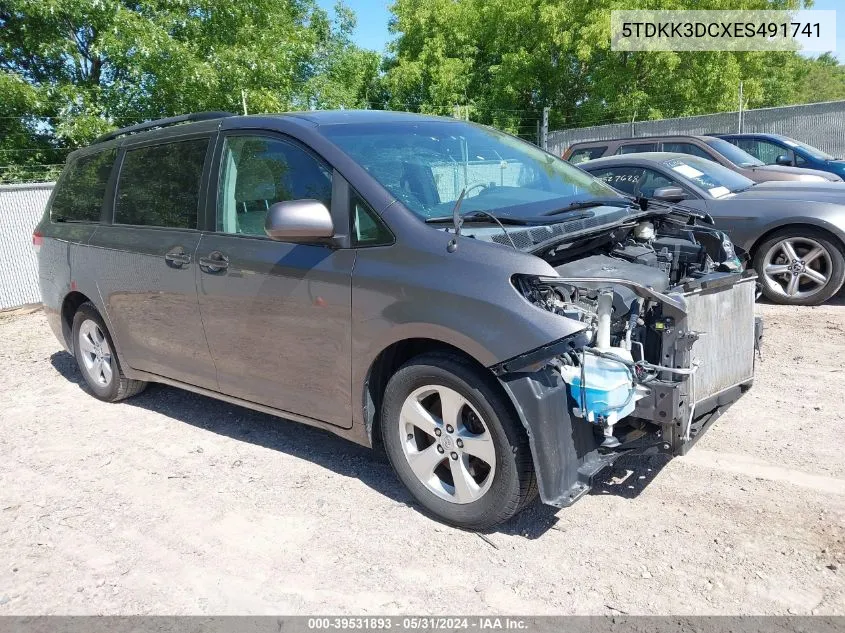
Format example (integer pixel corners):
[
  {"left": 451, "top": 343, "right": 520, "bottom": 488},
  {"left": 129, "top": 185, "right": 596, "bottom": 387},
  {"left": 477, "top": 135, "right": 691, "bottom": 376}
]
[{"left": 36, "top": 111, "right": 760, "bottom": 528}]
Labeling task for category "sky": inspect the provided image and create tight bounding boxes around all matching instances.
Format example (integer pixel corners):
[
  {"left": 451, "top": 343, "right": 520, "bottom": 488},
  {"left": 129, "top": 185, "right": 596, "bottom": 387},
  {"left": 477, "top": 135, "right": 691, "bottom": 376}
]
[
  {"left": 318, "top": 0, "right": 393, "bottom": 53},
  {"left": 808, "top": 0, "right": 844, "bottom": 60},
  {"left": 320, "top": 0, "right": 843, "bottom": 60}
]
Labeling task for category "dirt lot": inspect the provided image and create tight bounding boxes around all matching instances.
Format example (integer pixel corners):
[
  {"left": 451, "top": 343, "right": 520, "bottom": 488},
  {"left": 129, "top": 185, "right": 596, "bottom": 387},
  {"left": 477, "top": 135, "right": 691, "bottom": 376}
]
[{"left": 0, "top": 300, "right": 843, "bottom": 615}]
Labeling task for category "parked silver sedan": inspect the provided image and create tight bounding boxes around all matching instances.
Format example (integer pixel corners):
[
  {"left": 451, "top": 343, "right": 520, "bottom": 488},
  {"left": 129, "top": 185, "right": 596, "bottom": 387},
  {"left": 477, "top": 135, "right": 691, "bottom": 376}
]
[{"left": 581, "top": 152, "right": 845, "bottom": 305}]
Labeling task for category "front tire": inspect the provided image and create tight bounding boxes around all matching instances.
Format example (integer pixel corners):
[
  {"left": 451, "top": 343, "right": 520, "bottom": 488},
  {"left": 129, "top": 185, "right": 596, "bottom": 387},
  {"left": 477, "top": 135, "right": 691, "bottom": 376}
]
[
  {"left": 753, "top": 227, "right": 845, "bottom": 306},
  {"left": 381, "top": 352, "right": 537, "bottom": 529},
  {"left": 72, "top": 302, "right": 147, "bottom": 402}
]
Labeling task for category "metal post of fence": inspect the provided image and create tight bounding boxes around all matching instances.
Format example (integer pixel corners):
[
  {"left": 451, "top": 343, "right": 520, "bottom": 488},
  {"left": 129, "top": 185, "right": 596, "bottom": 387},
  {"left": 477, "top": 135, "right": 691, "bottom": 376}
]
[
  {"left": 541, "top": 107, "right": 550, "bottom": 150},
  {"left": 738, "top": 81, "right": 743, "bottom": 133}
]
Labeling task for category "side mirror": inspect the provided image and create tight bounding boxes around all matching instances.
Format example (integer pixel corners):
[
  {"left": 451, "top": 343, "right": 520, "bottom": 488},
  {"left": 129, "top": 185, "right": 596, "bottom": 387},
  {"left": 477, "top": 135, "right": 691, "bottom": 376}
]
[
  {"left": 775, "top": 154, "right": 792, "bottom": 166},
  {"left": 651, "top": 186, "right": 687, "bottom": 202},
  {"left": 264, "top": 199, "right": 334, "bottom": 242}
]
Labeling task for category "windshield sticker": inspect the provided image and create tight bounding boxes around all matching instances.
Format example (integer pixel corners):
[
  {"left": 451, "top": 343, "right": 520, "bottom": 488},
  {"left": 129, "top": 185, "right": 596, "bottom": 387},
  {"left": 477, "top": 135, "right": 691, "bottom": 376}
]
[
  {"left": 708, "top": 186, "right": 731, "bottom": 198},
  {"left": 671, "top": 164, "right": 704, "bottom": 179}
]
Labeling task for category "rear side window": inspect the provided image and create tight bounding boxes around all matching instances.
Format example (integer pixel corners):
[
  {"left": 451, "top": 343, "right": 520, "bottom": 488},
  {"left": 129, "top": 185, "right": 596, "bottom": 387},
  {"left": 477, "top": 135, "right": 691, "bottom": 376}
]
[
  {"left": 115, "top": 138, "right": 208, "bottom": 229},
  {"left": 616, "top": 143, "right": 658, "bottom": 154},
  {"left": 568, "top": 147, "right": 607, "bottom": 164},
  {"left": 662, "top": 142, "right": 714, "bottom": 161},
  {"left": 50, "top": 149, "right": 116, "bottom": 222}
]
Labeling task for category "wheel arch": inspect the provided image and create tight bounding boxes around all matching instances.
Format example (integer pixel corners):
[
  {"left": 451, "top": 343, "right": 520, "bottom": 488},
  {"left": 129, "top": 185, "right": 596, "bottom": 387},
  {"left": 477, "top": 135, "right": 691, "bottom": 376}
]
[
  {"left": 747, "top": 220, "right": 845, "bottom": 261},
  {"left": 361, "top": 337, "right": 515, "bottom": 449},
  {"left": 60, "top": 291, "right": 94, "bottom": 352}
]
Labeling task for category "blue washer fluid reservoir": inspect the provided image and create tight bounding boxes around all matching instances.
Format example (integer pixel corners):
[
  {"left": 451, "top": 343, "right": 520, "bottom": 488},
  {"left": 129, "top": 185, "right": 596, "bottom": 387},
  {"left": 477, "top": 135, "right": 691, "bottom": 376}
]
[{"left": 559, "top": 352, "right": 636, "bottom": 425}]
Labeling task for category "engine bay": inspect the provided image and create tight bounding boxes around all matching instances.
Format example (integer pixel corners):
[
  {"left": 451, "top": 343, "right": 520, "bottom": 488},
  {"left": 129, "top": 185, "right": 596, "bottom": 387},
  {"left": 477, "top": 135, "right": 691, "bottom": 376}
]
[{"left": 514, "top": 213, "right": 746, "bottom": 448}]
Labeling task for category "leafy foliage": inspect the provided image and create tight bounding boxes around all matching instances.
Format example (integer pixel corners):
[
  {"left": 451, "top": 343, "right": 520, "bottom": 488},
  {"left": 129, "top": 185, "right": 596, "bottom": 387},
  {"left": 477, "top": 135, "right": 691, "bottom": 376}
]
[
  {"left": 3, "top": 0, "right": 845, "bottom": 183},
  {"left": 383, "top": 0, "right": 840, "bottom": 133},
  {"left": 0, "top": 0, "right": 379, "bottom": 177},
  {"left": 793, "top": 53, "right": 845, "bottom": 104}
]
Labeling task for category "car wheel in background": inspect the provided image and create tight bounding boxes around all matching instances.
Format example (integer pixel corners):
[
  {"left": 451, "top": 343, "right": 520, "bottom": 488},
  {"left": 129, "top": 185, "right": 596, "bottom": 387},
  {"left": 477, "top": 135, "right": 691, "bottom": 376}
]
[
  {"left": 380, "top": 352, "right": 537, "bottom": 529},
  {"left": 753, "top": 227, "right": 845, "bottom": 306},
  {"left": 72, "top": 302, "right": 147, "bottom": 402}
]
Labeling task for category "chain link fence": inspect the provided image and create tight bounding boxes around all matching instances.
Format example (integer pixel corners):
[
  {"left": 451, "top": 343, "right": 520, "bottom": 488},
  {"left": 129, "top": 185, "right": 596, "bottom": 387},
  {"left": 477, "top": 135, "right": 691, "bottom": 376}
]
[
  {"left": 548, "top": 99, "right": 845, "bottom": 158},
  {"left": 0, "top": 183, "right": 53, "bottom": 310}
]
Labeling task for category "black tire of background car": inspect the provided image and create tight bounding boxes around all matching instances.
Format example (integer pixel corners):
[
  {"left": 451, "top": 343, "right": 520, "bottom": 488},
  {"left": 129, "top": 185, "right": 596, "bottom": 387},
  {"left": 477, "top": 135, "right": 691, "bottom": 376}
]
[
  {"left": 72, "top": 302, "right": 148, "bottom": 402},
  {"left": 380, "top": 352, "right": 538, "bottom": 529},
  {"left": 753, "top": 227, "right": 845, "bottom": 306}
]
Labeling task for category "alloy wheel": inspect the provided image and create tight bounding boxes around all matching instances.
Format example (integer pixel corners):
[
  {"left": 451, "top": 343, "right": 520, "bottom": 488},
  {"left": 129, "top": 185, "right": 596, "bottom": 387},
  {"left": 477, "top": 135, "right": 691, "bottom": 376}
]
[
  {"left": 761, "top": 236, "right": 832, "bottom": 301},
  {"left": 398, "top": 385, "right": 497, "bottom": 504},
  {"left": 78, "top": 319, "right": 114, "bottom": 387}
]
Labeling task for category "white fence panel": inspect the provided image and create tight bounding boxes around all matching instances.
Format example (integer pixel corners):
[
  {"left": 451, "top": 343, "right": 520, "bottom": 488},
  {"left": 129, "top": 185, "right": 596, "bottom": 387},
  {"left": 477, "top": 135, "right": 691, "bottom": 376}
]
[{"left": 0, "top": 183, "right": 54, "bottom": 310}]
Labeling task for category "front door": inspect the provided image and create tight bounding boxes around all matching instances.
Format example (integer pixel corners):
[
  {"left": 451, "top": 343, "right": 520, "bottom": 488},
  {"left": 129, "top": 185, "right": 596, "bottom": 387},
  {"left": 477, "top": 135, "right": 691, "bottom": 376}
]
[{"left": 196, "top": 133, "right": 354, "bottom": 428}]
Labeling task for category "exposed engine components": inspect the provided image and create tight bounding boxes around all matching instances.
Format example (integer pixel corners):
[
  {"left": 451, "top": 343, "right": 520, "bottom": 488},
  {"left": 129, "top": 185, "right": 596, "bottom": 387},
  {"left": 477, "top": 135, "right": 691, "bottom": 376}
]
[
  {"left": 557, "top": 290, "right": 642, "bottom": 448},
  {"left": 512, "top": 210, "right": 733, "bottom": 452},
  {"left": 632, "top": 221, "right": 655, "bottom": 241}
]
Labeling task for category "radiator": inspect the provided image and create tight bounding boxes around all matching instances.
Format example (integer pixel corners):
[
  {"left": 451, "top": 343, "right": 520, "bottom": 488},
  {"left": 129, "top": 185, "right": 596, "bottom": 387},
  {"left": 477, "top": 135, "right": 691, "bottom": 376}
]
[{"left": 683, "top": 277, "right": 757, "bottom": 403}]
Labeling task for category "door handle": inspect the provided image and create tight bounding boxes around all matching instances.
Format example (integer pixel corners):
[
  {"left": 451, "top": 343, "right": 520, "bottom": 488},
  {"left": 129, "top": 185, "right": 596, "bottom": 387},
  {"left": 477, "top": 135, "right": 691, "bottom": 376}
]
[
  {"left": 199, "top": 251, "right": 229, "bottom": 273},
  {"left": 164, "top": 247, "right": 191, "bottom": 267}
]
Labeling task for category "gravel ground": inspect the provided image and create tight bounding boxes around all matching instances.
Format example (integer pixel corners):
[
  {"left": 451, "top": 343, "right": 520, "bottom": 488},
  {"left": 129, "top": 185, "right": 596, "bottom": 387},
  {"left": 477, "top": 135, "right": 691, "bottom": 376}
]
[{"left": 0, "top": 300, "right": 843, "bottom": 615}]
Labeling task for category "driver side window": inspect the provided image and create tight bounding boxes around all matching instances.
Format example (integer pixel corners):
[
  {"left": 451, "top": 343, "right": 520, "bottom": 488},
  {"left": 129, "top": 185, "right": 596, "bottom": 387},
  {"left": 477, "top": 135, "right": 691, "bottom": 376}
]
[
  {"left": 589, "top": 167, "right": 644, "bottom": 195},
  {"left": 639, "top": 169, "right": 681, "bottom": 198},
  {"left": 217, "top": 135, "right": 332, "bottom": 236},
  {"left": 738, "top": 139, "right": 788, "bottom": 164}
]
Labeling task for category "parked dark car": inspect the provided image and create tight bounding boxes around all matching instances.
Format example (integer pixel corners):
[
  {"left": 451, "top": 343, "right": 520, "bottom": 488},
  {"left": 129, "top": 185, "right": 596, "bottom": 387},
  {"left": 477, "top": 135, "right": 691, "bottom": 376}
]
[
  {"left": 35, "top": 111, "right": 759, "bottom": 528},
  {"left": 719, "top": 133, "right": 845, "bottom": 180},
  {"left": 563, "top": 135, "right": 841, "bottom": 183},
  {"left": 581, "top": 152, "right": 845, "bottom": 305}
]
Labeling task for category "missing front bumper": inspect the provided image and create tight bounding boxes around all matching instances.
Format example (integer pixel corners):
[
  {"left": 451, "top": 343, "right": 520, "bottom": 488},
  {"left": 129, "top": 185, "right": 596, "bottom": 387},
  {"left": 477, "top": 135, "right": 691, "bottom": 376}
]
[
  {"left": 499, "top": 360, "right": 754, "bottom": 509},
  {"left": 498, "top": 271, "right": 759, "bottom": 509}
]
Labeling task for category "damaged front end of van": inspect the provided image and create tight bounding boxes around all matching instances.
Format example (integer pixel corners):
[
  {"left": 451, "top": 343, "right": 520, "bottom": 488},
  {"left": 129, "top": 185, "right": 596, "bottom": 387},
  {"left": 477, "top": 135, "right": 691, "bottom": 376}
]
[{"left": 484, "top": 210, "right": 762, "bottom": 508}]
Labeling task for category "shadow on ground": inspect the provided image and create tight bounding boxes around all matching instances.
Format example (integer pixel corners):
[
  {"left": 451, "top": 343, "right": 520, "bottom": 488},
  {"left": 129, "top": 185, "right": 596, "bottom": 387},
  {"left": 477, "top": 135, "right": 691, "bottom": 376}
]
[
  {"left": 50, "top": 350, "right": 662, "bottom": 539},
  {"left": 589, "top": 453, "right": 671, "bottom": 499}
]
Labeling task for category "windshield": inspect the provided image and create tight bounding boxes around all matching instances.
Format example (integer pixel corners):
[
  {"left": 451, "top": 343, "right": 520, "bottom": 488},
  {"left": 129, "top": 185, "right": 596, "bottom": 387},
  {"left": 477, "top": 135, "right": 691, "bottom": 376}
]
[
  {"left": 780, "top": 137, "right": 836, "bottom": 161},
  {"left": 661, "top": 155, "right": 754, "bottom": 198},
  {"left": 322, "top": 121, "right": 623, "bottom": 220},
  {"left": 704, "top": 138, "right": 764, "bottom": 168}
]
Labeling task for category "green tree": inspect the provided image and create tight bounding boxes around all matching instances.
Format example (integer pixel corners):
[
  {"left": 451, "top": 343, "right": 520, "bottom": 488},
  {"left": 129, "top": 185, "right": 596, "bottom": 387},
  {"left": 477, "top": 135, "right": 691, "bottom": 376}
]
[
  {"left": 0, "top": 70, "right": 63, "bottom": 182},
  {"left": 792, "top": 53, "right": 845, "bottom": 104},
  {"left": 385, "top": 0, "right": 814, "bottom": 135},
  {"left": 0, "top": 0, "right": 377, "bottom": 176}
]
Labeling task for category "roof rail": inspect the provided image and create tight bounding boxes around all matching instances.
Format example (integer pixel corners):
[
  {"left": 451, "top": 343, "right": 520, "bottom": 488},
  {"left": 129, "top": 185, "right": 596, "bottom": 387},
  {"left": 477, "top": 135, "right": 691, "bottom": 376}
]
[{"left": 93, "top": 111, "right": 236, "bottom": 145}]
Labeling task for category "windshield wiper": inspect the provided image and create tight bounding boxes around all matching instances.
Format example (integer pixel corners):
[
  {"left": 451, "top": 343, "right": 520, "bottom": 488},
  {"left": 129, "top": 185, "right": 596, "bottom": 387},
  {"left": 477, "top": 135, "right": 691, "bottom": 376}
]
[
  {"left": 541, "top": 199, "right": 632, "bottom": 216},
  {"left": 427, "top": 191, "right": 526, "bottom": 252}
]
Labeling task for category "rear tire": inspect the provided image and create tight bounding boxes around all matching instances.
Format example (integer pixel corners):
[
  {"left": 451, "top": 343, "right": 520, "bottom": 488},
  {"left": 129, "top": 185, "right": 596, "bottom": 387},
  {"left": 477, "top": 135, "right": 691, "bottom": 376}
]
[
  {"left": 72, "top": 302, "right": 147, "bottom": 402},
  {"left": 380, "top": 352, "right": 537, "bottom": 529},
  {"left": 753, "top": 227, "right": 845, "bottom": 306}
]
